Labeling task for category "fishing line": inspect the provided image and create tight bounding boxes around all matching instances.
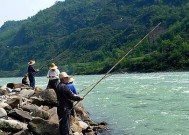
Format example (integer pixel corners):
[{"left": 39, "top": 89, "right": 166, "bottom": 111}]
[
  {"left": 74, "top": 22, "right": 161, "bottom": 107},
  {"left": 78, "top": 74, "right": 112, "bottom": 94},
  {"left": 38, "top": 51, "right": 65, "bottom": 71}
]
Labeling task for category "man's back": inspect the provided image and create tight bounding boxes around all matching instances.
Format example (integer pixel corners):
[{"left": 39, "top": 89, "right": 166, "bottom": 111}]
[{"left": 56, "top": 82, "right": 80, "bottom": 109}]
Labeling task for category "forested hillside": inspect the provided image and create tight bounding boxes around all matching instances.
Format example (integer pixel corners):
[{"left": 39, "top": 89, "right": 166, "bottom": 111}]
[{"left": 0, "top": 0, "right": 189, "bottom": 77}]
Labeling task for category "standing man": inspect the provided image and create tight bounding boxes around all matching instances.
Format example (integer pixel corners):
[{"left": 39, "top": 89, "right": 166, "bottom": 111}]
[
  {"left": 46, "top": 63, "right": 60, "bottom": 94},
  {"left": 27, "top": 60, "right": 39, "bottom": 89},
  {"left": 57, "top": 72, "right": 84, "bottom": 135}
]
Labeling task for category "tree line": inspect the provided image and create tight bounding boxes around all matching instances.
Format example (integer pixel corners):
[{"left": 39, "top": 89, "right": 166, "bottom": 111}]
[{"left": 0, "top": 0, "right": 189, "bottom": 77}]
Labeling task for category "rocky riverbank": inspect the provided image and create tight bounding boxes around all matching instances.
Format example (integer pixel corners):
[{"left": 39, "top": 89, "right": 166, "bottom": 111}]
[{"left": 0, "top": 83, "right": 107, "bottom": 135}]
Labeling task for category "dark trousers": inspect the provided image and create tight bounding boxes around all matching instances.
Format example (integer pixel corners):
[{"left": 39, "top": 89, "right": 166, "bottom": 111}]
[
  {"left": 28, "top": 75, "right": 35, "bottom": 89},
  {"left": 47, "top": 79, "right": 59, "bottom": 93},
  {"left": 57, "top": 107, "right": 71, "bottom": 135}
]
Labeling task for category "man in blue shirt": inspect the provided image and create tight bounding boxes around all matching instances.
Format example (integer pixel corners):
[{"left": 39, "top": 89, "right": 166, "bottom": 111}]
[{"left": 66, "top": 77, "right": 78, "bottom": 95}]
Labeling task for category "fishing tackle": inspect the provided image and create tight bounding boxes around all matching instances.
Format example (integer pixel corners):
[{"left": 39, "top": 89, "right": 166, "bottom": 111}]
[{"left": 74, "top": 22, "right": 162, "bottom": 107}]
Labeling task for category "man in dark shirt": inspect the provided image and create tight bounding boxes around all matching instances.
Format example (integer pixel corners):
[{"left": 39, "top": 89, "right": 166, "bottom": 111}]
[
  {"left": 27, "top": 60, "right": 39, "bottom": 89},
  {"left": 56, "top": 72, "right": 84, "bottom": 135}
]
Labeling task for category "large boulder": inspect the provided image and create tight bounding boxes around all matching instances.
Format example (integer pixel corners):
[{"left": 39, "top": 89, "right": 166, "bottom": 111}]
[
  {"left": 0, "top": 119, "right": 26, "bottom": 133},
  {"left": 30, "top": 97, "right": 44, "bottom": 106},
  {"left": 6, "top": 96, "right": 22, "bottom": 109},
  {"left": 19, "top": 89, "right": 34, "bottom": 98},
  {"left": 70, "top": 116, "right": 83, "bottom": 134},
  {"left": 8, "top": 109, "right": 32, "bottom": 122},
  {"left": 28, "top": 117, "right": 59, "bottom": 135},
  {"left": 0, "top": 85, "right": 9, "bottom": 96},
  {"left": 31, "top": 89, "right": 57, "bottom": 107},
  {"left": 22, "top": 104, "right": 50, "bottom": 120},
  {"left": 47, "top": 107, "right": 58, "bottom": 124}
]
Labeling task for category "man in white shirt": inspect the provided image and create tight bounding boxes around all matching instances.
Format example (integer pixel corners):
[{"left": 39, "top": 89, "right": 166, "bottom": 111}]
[{"left": 46, "top": 63, "right": 60, "bottom": 94}]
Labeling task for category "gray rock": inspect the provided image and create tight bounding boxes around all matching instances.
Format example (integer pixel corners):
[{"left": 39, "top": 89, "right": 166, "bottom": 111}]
[
  {"left": 0, "top": 85, "right": 107, "bottom": 135},
  {"left": 6, "top": 88, "right": 12, "bottom": 93},
  {"left": 47, "top": 107, "right": 58, "bottom": 123},
  {"left": 19, "top": 89, "right": 34, "bottom": 98},
  {"left": 0, "top": 119, "right": 24, "bottom": 132},
  {"left": 70, "top": 116, "right": 82, "bottom": 134},
  {"left": 0, "top": 85, "right": 7, "bottom": 90},
  {"left": 8, "top": 109, "right": 32, "bottom": 122},
  {"left": 0, "top": 89, "right": 8, "bottom": 96},
  {"left": 0, "top": 108, "right": 7, "bottom": 118},
  {"left": 6, "top": 96, "right": 21, "bottom": 109},
  {"left": 22, "top": 104, "right": 38, "bottom": 112},
  {"left": 30, "top": 96, "right": 44, "bottom": 106},
  {"left": 34, "top": 87, "right": 42, "bottom": 94},
  {"left": 22, "top": 104, "right": 50, "bottom": 120},
  {"left": 32, "top": 89, "right": 57, "bottom": 106},
  {"left": 28, "top": 117, "right": 59, "bottom": 135},
  {"left": 0, "top": 102, "right": 9, "bottom": 108},
  {"left": 78, "top": 120, "right": 88, "bottom": 130}
]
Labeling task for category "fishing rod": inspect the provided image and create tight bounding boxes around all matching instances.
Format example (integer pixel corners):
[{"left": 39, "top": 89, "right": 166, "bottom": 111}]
[
  {"left": 74, "top": 22, "right": 161, "bottom": 107},
  {"left": 37, "top": 51, "right": 65, "bottom": 71},
  {"left": 29, "top": 50, "right": 65, "bottom": 77},
  {"left": 78, "top": 74, "right": 112, "bottom": 94}
]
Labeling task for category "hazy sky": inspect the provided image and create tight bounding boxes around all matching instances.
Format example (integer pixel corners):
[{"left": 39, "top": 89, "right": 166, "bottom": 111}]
[{"left": 0, "top": 0, "right": 64, "bottom": 27}]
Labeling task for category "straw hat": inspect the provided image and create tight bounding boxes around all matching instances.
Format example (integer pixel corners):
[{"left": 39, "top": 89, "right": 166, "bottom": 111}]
[
  {"left": 69, "top": 77, "right": 74, "bottom": 83},
  {"left": 28, "top": 60, "right": 35, "bottom": 65},
  {"left": 50, "top": 63, "right": 58, "bottom": 70},
  {"left": 59, "top": 72, "right": 71, "bottom": 79}
]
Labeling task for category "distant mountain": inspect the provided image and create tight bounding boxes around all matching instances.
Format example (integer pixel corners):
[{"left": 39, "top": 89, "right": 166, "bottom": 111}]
[{"left": 0, "top": 0, "right": 189, "bottom": 77}]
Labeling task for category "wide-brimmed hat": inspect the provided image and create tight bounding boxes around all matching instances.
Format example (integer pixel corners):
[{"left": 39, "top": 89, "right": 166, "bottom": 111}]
[
  {"left": 28, "top": 60, "right": 35, "bottom": 65},
  {"left": 69, "top": 77, "right": 74, "bottom": 83},
  {"left": 59, "top": 72, "right": 71, "bottom": 79},
  {"left": 50, "top": 63, "right": 58, "bottom": 70}
]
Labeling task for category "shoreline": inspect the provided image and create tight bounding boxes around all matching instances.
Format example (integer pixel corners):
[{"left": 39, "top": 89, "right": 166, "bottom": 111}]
[{"left": 0, "top": 84, "right": 108, "bottom": 135}]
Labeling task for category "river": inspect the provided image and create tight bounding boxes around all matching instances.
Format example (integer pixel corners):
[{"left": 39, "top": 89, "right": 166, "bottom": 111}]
[{"left": 1, "top": 72, "right": 189, "bottom": 135}]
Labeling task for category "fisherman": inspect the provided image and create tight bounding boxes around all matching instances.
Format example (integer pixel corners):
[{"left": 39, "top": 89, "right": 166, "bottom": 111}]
[
  {"left": 22, "top": 74, "right": 29, "bottom": 86},
  {"left": 61, "top": 72, "right": 80, "bottom": 117},
  {"left": 46, "top": 63, "right": 60, "bottom": 93},
  {"left": 56, "top": 72, "right": 84, "bottom": 135},
  {"left": 64, "top": 73, "right": 78, "bottom": 95},
  {"left": 27, "top": 60, "right": 39, "bottom": 89}
]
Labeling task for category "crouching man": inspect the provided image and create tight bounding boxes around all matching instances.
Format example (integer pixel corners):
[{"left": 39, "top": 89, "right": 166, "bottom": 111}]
[{"left": 56, "top": 72, "right": 84, "bottom": 135}]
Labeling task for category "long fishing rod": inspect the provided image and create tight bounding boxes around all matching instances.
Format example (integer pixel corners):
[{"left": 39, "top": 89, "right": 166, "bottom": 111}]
[
  {"left": 74, "top": 22, "right": 161, "bottom": 107},
  {"left": 37, "top": 51, "right": 65, "bottom": 71}
]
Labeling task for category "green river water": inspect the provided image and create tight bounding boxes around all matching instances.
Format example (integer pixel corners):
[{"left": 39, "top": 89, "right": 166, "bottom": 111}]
[{"left": 1, "top": 72, "right": 189, "bottom": 135}]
